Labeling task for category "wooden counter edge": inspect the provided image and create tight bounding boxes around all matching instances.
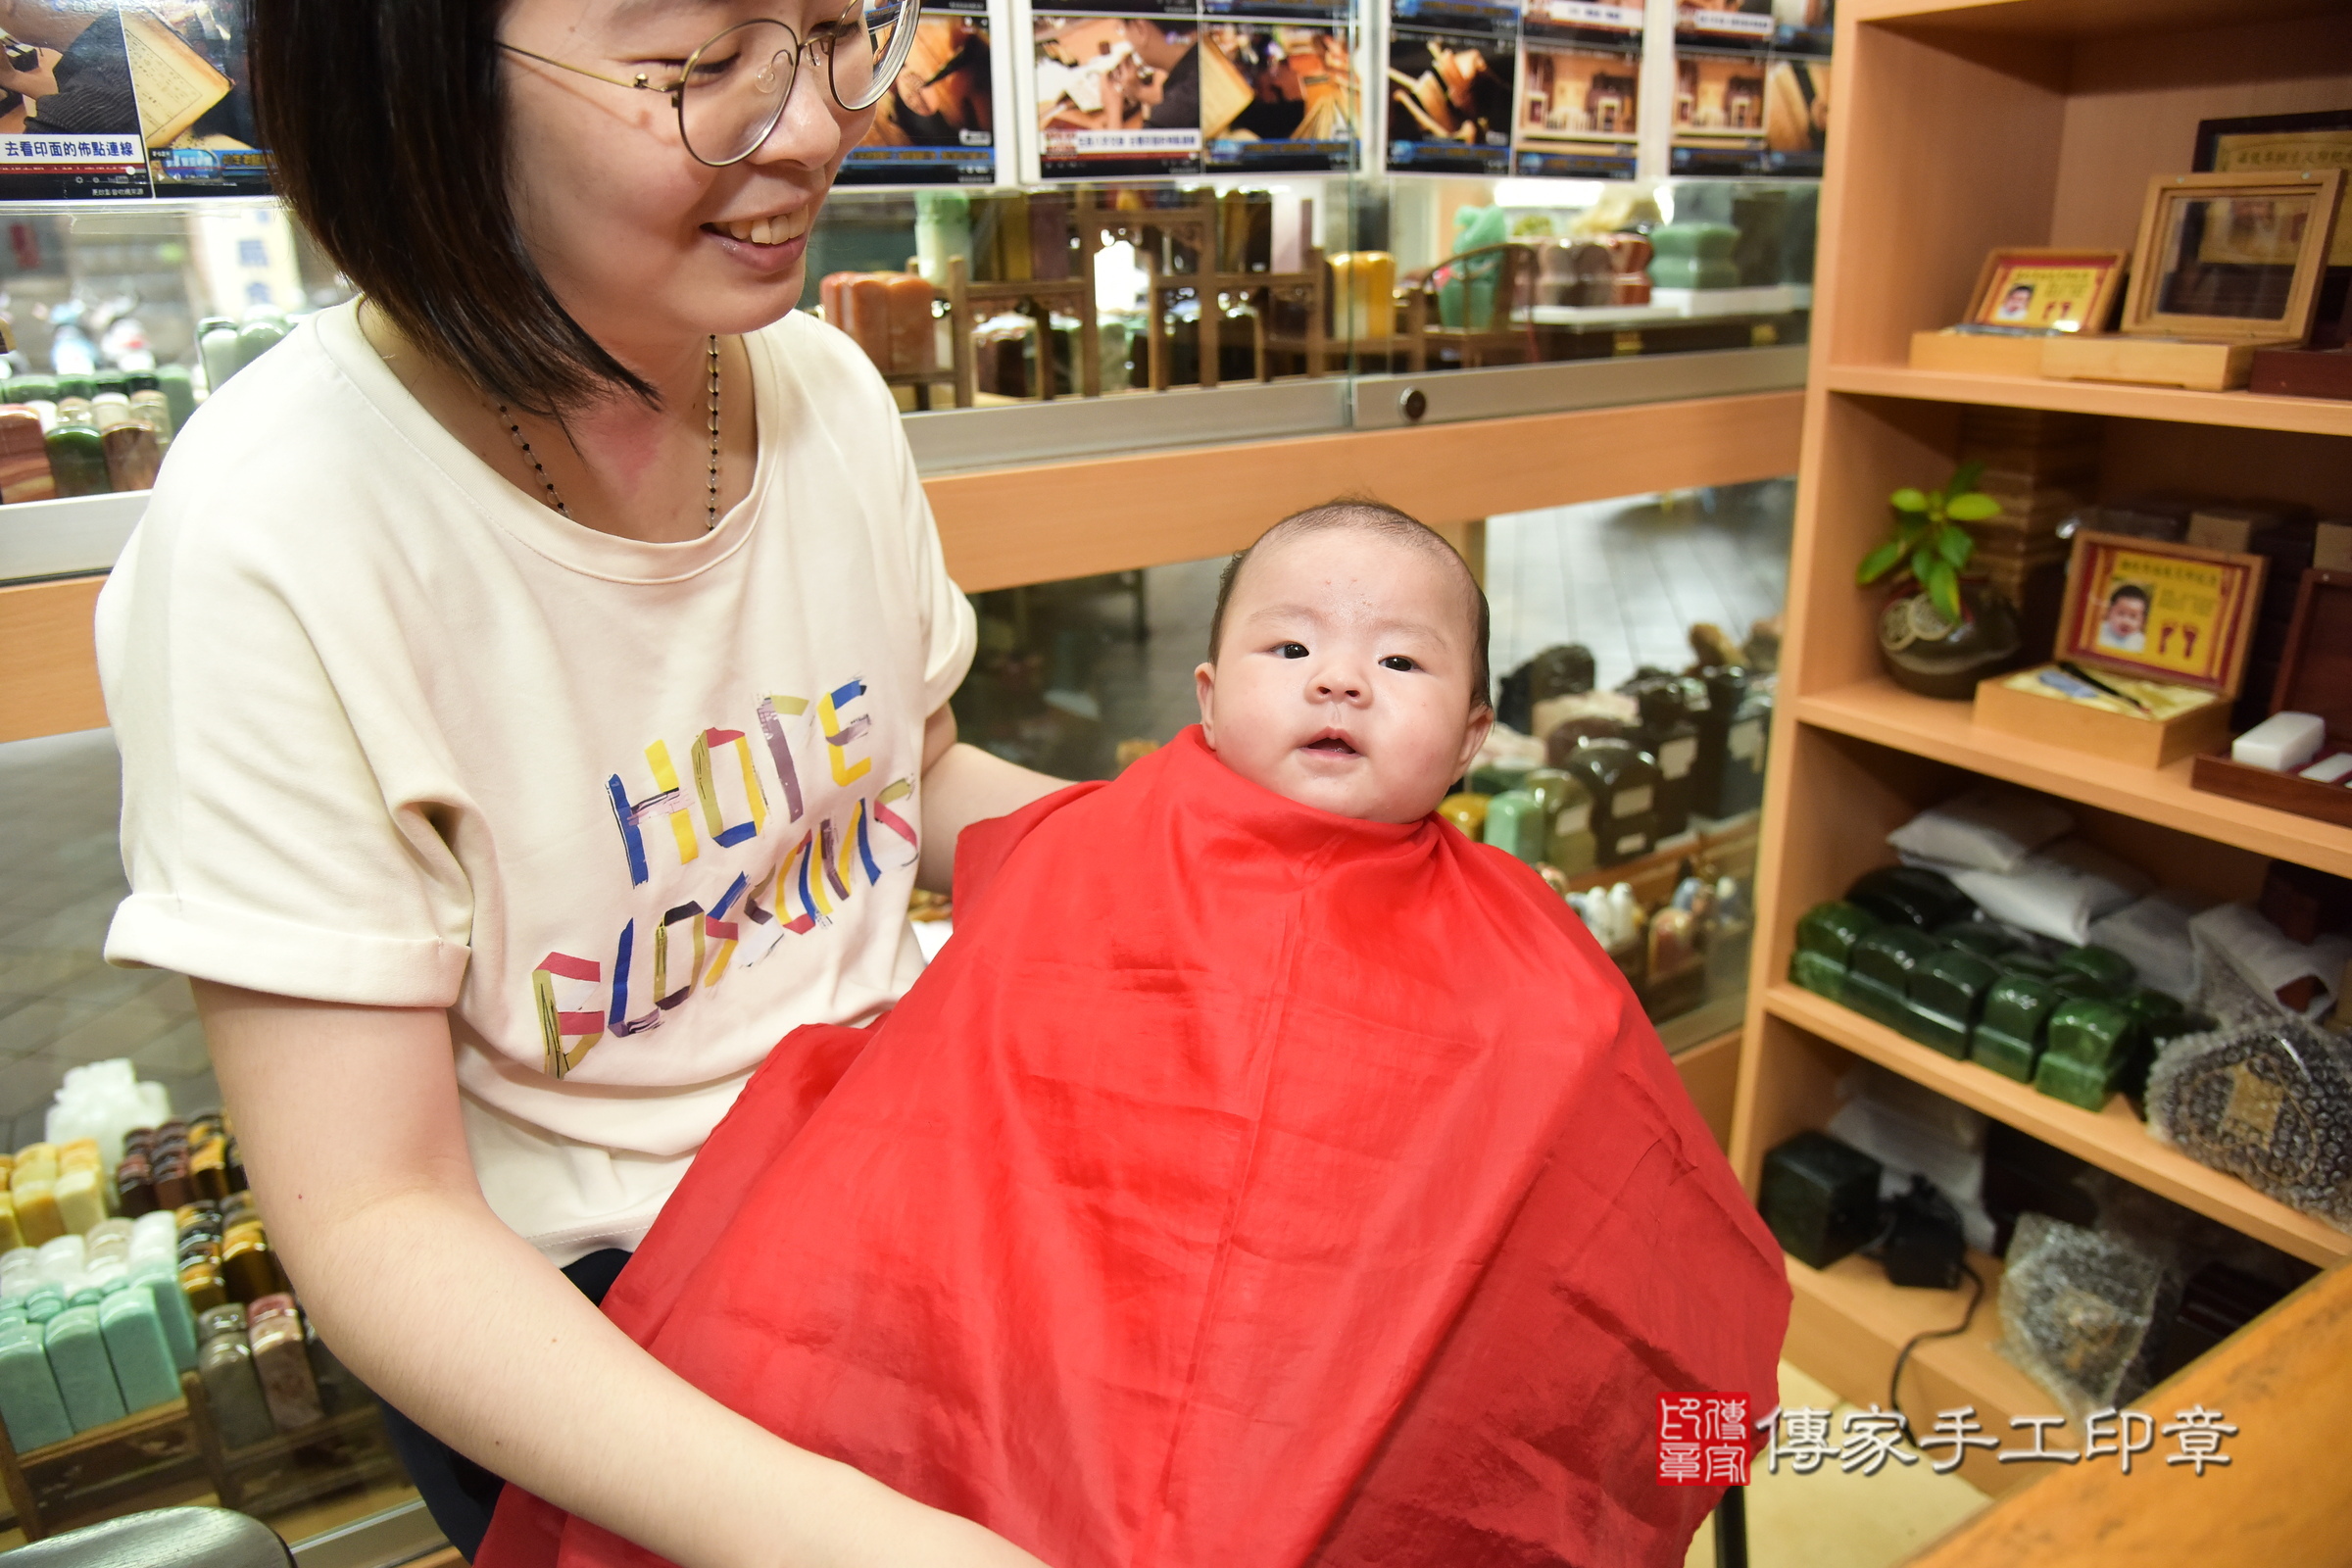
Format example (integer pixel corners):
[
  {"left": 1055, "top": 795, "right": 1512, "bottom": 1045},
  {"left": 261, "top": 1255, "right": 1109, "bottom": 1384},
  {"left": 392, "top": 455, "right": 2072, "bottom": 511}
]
[
  {"left": 931, "top": 389, "right": 1805, "bottom": 592},
  {"left": 0, "top": 574, "right": 109, "bottom": 744},
  {"left": 1898, "top": 1255, "right": 2352, "bottom": 1567}
]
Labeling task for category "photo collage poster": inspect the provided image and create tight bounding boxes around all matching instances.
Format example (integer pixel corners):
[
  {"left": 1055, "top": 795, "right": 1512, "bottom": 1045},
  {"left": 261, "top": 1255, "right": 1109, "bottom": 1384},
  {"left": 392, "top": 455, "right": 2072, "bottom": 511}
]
[
  {"left": 1514, "top": 3, "right": 1642, "bottom": 180},
  {"left": 841, "top": 0, "right": 1008, "bottom": 186},
  {"left": 1019, "top": 0, "right": 1356, "bottom": 181},
  {"left": 0, "top": 0, "right": 264, "bottom": 200},
  {"left": 1671, "top": 0, "right": 1831, "bottom": 177},
  {"left": 1385, "top": 0, "right": 1515, "bottom": 176}
]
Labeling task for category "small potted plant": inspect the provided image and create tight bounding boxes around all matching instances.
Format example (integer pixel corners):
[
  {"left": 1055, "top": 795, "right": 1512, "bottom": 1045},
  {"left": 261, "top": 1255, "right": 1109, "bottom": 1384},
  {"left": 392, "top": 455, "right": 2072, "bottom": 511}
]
[{"left": 1857, "top": 460, "right": 2024, "bottom": 700}]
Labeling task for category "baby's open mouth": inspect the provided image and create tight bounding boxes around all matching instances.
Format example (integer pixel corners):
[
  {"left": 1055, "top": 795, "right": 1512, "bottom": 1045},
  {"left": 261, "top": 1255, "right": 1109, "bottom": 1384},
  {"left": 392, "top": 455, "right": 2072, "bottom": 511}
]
[{"left": 1304, "top": 733, "right": 1359, "bottom": 756}]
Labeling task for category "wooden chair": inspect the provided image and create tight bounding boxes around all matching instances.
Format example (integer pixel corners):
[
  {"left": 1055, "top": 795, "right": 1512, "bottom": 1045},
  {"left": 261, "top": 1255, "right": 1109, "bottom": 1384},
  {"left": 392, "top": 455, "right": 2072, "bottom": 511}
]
[
  {"left": 1257, "top": 253, "right": 1427, "bottom": 378},
  {"left": 1408, "top": 241, "right": 1541, "bottom": 368},
  {"left": 942, "top": 254, "right": 1099, "bottom": 405}
]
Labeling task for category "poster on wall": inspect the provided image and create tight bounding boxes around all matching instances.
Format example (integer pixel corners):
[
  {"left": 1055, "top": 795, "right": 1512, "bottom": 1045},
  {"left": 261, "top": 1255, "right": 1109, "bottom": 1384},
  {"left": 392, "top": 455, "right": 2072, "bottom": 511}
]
[
  {"left": 1385, "top": 21, "right": 1513, "bottom": 175},
  {"left": 1674, "top": 0, "right": 1773, "bottom": 53},
  {"left": 841, "top": 0, "right": 1000, "bottom": 185},
  {"left": 135, "top": 1, "right": 266, "bottom": 195},
  {"left": 1033, "top": 6, "right": 1205, "bottom": 178},
  {"left": 1202, "top": 23, "right": 1356, "bottom": 173},
  {"left": 0, "top": 1, "right": 269, "bottom": 200},
  {"left": 1758, "top": 51, "right": 1827, "bottom": 174},
  {"left": 1772, "top": 0, "right": 1833, "bottom": 57},
  {"left": 1514, "top": 3, "right": 1640, "bottom": 180},
  {"left": 1669, "top": 45, "right": 1766, "bottom": 173},
  {"left": 0, "top": 1, "right": 153, "bottom": 198}
]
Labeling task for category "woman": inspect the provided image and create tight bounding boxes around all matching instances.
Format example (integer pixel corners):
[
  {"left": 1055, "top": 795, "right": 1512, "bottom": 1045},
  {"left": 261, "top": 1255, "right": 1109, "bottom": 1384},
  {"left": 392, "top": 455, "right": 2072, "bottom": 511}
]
[{"left": 97, "top": 3, "right": 1056, "bottom": 1564}]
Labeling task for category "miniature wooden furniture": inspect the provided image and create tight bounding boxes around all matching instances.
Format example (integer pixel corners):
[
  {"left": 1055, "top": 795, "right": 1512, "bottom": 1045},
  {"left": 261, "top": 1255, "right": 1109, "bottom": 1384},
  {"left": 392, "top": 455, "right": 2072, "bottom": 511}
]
[{"left": 1408, "top": 242, "right": 1540, "bottom": 369}]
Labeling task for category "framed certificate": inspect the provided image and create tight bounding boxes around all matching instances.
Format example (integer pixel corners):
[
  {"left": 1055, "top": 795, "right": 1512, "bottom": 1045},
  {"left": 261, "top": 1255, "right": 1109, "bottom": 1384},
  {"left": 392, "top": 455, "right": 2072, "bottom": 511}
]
[
  {"left": 2056, "top": 532, "right": 2266, "bottom": 696},
  {"left": 1964, "top": 247, "right": 2126, "bottom": 334}
]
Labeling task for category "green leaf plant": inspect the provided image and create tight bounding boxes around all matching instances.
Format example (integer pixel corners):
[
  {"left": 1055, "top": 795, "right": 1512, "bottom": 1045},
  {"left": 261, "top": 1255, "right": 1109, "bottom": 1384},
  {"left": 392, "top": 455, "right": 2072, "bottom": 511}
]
[{"left": 1856, "top": 459, "right": 1998, "bottom": 625}]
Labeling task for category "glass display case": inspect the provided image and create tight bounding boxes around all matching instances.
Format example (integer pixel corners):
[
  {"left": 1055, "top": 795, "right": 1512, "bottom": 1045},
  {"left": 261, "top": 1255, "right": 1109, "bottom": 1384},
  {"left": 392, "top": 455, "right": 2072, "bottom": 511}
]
[{"left": 0, "top": 2, "right": 1820, "bottom": 1545}]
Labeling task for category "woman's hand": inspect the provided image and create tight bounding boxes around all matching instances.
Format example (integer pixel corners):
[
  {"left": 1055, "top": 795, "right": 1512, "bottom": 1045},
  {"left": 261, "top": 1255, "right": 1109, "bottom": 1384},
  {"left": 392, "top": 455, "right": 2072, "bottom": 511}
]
[
  {"left": 914, "top": 705, "right": 1069, "bottom": 894},
  {"left": 194, "top": 982, "right": 1049, "bottom": 1568}
]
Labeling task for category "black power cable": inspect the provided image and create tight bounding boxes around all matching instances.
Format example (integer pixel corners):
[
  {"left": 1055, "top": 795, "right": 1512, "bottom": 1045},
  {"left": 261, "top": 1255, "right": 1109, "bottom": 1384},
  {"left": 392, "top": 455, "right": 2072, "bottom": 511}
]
[{"left": 1887, "top": 1260, "right": 1986, "bottom": 1427}]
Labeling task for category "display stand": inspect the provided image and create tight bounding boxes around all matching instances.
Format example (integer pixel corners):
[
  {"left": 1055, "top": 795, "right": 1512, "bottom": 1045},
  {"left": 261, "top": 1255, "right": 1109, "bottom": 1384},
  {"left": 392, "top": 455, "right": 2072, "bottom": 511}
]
[
  {"left": 0, "top": 1374, "right": 401, "bottom": 1541},
  {"left": 1730, "top": 0, "right": 2352, "bottom": 1502}
]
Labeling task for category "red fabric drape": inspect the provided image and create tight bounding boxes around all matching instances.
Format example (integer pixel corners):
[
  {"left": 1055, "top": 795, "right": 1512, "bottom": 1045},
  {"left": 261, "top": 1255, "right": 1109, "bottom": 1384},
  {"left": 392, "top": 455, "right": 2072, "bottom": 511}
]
[{"left": 479, "top": 727, "right": 1788, "bottom": 1568}]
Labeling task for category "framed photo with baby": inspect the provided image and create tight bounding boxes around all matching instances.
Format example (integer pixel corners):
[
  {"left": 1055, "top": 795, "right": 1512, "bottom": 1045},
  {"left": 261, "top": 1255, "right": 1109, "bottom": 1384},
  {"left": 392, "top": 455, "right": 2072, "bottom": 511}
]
[
  {"left": 1962, "top": 247, "right": 2126, "bottom": 335},
  {"left": 2054, "top": 531, "right": 2265, "bottom": 692}
]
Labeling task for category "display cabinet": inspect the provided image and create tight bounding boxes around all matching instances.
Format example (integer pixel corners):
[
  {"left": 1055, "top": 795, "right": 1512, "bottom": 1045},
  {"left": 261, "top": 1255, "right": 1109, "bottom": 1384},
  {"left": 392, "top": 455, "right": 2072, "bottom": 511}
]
[{"left": 1732, "top": 0, "right": 2350, "bottom": 1509}]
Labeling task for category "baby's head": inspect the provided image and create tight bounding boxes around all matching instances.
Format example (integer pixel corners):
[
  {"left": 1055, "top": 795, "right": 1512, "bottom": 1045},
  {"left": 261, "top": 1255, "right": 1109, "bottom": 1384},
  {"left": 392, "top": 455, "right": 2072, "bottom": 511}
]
[{"left": 1195, "top": 501, "right": 1494, "bottom": 823}]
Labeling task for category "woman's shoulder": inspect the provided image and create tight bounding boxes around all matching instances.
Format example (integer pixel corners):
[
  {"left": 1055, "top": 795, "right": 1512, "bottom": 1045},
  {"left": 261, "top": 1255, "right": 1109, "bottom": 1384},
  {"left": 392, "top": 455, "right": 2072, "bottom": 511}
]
[
  {"left": 138, "top": 305, "right": 485, "bottom": 567},
  {"left": 750, "top": 309, "right": 904, "bottom": 434}
]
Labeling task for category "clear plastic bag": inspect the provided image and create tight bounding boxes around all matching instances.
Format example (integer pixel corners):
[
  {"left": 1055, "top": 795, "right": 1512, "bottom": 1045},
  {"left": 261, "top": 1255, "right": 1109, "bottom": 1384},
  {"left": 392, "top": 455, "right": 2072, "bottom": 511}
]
[
  {"left": 1996, "top": 1212, "right": 2175, "bottom": 1422},
  {"left": 2145, "top": 1018, "right": 2352, "bottom": 1233}
]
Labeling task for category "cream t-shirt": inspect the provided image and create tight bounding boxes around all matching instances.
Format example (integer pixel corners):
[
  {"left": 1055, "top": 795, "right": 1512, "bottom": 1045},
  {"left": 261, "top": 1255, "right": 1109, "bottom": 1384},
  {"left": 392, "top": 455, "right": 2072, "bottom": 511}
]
[{"left": 99, "top": 302, "right": 976, "bottom": 1262}]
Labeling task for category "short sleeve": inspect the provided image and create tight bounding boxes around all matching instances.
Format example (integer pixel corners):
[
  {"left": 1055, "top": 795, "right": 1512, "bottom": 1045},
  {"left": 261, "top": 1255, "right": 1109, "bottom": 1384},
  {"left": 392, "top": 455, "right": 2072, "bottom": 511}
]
[
  {"left": 889, "top": 385, "right": 977, "bottom": 716},
  {"left": 97, "top": 489, "right": 472, "bottom": 1008}
]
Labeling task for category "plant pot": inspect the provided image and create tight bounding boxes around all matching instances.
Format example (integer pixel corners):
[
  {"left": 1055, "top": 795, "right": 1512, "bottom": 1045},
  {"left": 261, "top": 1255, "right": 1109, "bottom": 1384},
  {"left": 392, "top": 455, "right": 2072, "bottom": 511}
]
[{"left": 1877, "top": 582, "right": 2023, "bottom": 700}]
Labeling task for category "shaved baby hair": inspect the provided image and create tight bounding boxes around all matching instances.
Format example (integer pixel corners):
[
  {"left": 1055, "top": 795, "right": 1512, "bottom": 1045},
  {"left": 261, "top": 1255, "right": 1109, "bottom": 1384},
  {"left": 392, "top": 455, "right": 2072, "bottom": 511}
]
[{"left": 1206, "top": 498, "right": 1494, "bottom": 710}]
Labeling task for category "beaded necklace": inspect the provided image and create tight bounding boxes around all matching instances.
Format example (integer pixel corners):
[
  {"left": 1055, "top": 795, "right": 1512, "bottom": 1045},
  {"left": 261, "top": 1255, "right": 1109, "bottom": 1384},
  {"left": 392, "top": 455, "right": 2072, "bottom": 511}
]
[{"left": 497, "top": 335, "right": 722, "bottom": 532}]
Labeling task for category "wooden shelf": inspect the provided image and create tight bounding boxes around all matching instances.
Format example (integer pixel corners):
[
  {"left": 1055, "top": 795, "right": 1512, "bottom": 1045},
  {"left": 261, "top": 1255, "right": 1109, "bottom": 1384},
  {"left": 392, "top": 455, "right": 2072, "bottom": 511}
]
[
  {"left": 1783, "top": 1250, "right": 2045, "bottom": 1497},
  {"left": 1820, "top": 364, "right": 2352, "bottom": 439},
  {"left": 1792, "top": 678, "right": 2352, "bottom": 880},
  {"left": 1764, "top": 983, "right": 2352, "bottom": 1267},
  {"left": 1851, "top": 0, "right": 2348, "bottom": 36}
]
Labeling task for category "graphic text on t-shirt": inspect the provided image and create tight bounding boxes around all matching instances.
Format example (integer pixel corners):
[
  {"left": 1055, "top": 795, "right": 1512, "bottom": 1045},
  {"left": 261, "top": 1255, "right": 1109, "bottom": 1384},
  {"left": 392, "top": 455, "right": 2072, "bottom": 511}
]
[{"left": 529, "top": 678, "right": 916, "bottom": 1078}]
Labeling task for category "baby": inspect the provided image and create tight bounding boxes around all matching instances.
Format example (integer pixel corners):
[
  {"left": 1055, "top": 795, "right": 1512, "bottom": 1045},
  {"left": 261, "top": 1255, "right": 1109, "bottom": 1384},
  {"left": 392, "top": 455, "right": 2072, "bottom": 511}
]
[{"left": 481, "top": 503, "right": 1787, "bottom": 1568}]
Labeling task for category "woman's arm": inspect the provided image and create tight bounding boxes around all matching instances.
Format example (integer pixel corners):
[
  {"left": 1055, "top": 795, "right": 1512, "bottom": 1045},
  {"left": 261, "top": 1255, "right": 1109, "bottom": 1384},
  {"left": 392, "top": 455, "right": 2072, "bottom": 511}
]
[
  {"left": 195, "top": 982, "right": 1046, "bottom": 1568},
  {"left": 916, "top": 705, "right": 1066, "bottom": 894}
]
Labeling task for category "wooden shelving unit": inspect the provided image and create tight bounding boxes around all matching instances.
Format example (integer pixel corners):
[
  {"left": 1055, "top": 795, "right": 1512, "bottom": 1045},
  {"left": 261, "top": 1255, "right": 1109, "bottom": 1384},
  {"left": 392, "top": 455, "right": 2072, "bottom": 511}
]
[
  {"left": 1819, "top": 365, "right": 2352, "bottom": 440},
  {"left": 1767, "top": 985, "right": 2351, "bottom": 1267},
  {"left": 1733, "top": 0, "right": 2352, "bottom": 1436},
  {"left": 1794, "top": 679, "right": 2352, "bottom": 880}
]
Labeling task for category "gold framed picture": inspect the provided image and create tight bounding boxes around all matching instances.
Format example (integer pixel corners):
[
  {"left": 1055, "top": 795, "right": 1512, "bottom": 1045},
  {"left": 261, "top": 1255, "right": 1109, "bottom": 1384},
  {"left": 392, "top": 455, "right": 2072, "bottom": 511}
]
[
  {"left": 2123, "top": 169, "right": 2344, "bottom": 343},
  {"left": 2056, "top": 531, "right": 2266, "bottom": 696},
  {"left": 1963, "top": 247, "right": 2126, "bottom": 334}
]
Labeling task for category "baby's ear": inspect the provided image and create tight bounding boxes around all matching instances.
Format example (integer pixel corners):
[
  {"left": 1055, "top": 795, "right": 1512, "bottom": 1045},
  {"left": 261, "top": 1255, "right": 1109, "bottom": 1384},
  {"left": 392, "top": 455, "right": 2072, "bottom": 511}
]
[
  {"left": 1194, "top": 662, "right": 1218, "bottom": 745},
  {"left": 1455, "top": 702, "right": 1494, "bottom": 775}
]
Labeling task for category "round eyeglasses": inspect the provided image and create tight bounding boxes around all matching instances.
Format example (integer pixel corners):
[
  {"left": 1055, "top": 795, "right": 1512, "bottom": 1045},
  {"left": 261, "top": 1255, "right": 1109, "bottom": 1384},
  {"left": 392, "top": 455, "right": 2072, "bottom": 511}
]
[{"left": 500, "top": 2, "right": 923, "bottom": 168}]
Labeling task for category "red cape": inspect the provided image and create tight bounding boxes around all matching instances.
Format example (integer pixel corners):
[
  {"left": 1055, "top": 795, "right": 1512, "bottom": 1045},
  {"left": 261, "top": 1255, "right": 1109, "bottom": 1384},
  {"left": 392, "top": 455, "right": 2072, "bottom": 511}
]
[{"left": 479, "top": 728, "right": 1788, "bottom": 1568}]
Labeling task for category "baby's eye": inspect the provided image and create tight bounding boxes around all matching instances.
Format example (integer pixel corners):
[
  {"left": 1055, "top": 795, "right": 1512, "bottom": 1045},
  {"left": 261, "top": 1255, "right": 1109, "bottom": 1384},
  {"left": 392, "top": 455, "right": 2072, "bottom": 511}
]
[
  {"left": 1277, "top": 642, "right": 1309, "bottom": 659},
  {"left": 1380, "top": 656, "right": 1418, "bottom": 672}
]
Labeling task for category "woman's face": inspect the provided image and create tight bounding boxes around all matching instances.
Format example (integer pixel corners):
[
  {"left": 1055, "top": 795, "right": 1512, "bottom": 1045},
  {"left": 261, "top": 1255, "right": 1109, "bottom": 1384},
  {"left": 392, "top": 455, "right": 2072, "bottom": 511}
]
[{"left": 499, "top": 0, "right": 878, "bottom": 364}]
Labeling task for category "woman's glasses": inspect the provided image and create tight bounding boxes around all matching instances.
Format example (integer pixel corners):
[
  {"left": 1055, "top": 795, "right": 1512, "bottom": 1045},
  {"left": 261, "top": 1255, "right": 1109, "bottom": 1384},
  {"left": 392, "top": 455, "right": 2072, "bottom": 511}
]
[{"left": 500, "top": 2, "right": 922, "bottom": 168}]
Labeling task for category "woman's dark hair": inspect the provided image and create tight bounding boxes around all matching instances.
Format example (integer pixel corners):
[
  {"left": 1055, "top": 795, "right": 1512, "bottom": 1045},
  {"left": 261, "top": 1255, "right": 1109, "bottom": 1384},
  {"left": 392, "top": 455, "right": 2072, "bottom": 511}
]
[{"left": 250, "top": 1, "right": 655, "bottom": 416}]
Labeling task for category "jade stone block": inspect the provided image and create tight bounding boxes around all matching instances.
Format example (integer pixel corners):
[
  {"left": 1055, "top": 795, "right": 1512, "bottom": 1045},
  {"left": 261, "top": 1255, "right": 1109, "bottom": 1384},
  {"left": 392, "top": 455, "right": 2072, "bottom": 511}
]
[
  {"left": 2057, "top": 945, "right": 2136, "bottom": 993},
  {"left": 2034, "top": 1049, "right": 2120, "bottom": 1111},
  {"left": 1850, "top": 926, "right": 1943, "bottom": 992},
  {"left": 1937, "top": 921, "right": 2019, "bottom": 961},
  {"left": 1796, "top": 901, "right": 1878, "bottom": 965},
  {"left": 1789, "top": 949, "right": 1846, "bottom": 1003},
  {"left": 2118, "top": 989, "right": 2183, "bottom": 1030},
  {"left": 1846, "top": 927, "right": 1942, "bottom": 1034},
  {"left": 1972, "top": 973, "right": 2061, "bottom": 1082},
  {"left": 2050, "top": 968, "right": 2119, "bottom": 1000},
  {"left": 1972, "top": 1024, "right": 2041, "bottom": 1083},
  {"left": 1846, "top": 864, "right": 1976, "bottom": 932},
  {"left": 1909, "top": 949, "right": 1999, "bottom": 1057},
  {"left": 1483, "top": 790, "right": 1545, "bottom": 865},
  {"left": 2046, "top": 997, "right": 2137, "bottom": 1066}
]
